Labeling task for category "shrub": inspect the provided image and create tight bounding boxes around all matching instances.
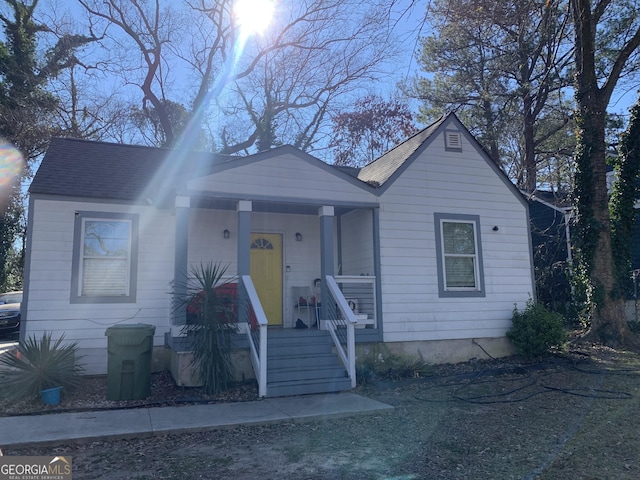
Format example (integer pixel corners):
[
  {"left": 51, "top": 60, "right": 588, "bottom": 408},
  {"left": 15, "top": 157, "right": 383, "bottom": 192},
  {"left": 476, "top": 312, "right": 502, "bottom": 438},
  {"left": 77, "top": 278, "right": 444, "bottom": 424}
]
[
  {"left": 179, "top": 262, "right": 238, "bottom": 394},
  {"left": 507, "top": 300, "right": 566, "bottom": 358},
  {"left": 0, "top": 332, "right": 84, "bottom": 400}
]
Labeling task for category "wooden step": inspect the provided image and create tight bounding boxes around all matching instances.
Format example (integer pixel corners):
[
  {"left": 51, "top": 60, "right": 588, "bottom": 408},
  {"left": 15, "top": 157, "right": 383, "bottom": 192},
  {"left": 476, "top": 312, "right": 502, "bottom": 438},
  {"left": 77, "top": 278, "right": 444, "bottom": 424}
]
[
  {"left": 267, "top": 377, "right": 352, "bottom": 397},
  {"left": 262, "top": 327, "right": 353, "bottom": 397},
  {"left": 268, "top": 364, "right": 347, "bottom": 382}
]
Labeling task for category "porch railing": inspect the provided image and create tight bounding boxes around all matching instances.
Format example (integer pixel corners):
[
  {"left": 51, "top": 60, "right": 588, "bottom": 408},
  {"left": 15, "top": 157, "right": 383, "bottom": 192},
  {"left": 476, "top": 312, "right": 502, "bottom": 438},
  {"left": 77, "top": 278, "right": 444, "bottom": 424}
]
[
  {"left": 334, "top": 275, "right": 377, "bottom": 329},
  {"left": 240, "top": 275, "right": 268, "bottom": 397},
  {"left": 324, "top": 275, "right": 357, "bottom": 388}
]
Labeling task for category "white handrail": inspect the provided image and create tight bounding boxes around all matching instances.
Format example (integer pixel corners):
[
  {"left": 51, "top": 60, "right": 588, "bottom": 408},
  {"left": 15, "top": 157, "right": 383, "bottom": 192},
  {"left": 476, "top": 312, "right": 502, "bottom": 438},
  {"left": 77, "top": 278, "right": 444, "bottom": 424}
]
[
  {"left": 241, "top": 275, "right": 268, "bottom": 397},
  {"left": 325, "top": 275, "right": 357, "bottom": 387}
]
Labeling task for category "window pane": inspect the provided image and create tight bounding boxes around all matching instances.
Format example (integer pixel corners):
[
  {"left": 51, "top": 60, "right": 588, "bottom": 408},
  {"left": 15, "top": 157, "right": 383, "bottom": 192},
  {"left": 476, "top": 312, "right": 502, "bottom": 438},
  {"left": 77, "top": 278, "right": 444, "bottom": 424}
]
[
  {"left": 82, "top": 258, "right": 127, "bottom": 295},
  {"left": 84, "top": 221, "right": 130, "bottom": 256},
  {"left": 443, "top": 222, "right": 475, "bottom": 255},
  {"left": 445, "top": 257, "right": 476, "bottom": 288},
  {"left": 82, "top": 219, "right": 130, "bottom": 296}
]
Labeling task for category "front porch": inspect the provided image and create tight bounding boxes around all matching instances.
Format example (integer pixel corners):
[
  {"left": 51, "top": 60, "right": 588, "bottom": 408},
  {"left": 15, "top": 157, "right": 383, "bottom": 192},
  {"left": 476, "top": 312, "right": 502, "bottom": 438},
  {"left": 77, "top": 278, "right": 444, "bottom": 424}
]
[
  {"left": 167, "top": 274, "right": 378, "bottom": 397},
  {"left": 168, "top": 176, "right": 382, "bottom": 397}
]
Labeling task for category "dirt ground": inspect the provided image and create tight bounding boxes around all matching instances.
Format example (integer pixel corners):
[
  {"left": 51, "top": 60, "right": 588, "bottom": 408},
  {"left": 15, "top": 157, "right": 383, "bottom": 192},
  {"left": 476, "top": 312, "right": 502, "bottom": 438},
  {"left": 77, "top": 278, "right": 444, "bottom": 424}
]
[{"left": 4, "top": 344, "right": 640, "bottom": 479}]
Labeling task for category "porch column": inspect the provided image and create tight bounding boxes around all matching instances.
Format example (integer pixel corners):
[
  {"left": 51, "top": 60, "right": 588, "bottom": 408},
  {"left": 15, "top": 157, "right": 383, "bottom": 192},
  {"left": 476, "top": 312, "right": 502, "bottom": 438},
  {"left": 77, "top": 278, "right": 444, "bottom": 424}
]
[
  {"left": 237, "top": 201, "right": 252, "bottom": 325},
  {"left": 173, "top": 195, "right": 190, "bottom": 326},
  {"left": 372, "top": 207, "right": 383, "bottom": 336},
  {"left": 319, "top": 205, "right": 335, "bottom": 320},
  {"left": 237, "top": 200, "right": 252, "bottom": 276}
]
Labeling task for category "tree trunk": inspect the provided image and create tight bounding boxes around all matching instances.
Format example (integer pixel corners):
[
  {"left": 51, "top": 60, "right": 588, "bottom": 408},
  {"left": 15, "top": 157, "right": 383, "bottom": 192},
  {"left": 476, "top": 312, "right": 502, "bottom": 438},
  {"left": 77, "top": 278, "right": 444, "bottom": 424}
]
[
  {"left": 570, "top": 0, "right": 638, "bottom": 347},
  {"left": 574, "top": 96, "right": 630, "bottom": 347},
  {"left": 522, "top": 94, "right": 537, "bottom": 193}
]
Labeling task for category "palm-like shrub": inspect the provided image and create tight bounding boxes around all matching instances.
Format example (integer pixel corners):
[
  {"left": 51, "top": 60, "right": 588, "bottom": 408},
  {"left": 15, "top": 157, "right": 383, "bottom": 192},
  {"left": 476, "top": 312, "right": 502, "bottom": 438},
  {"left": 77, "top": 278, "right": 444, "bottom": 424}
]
[
  {"left": 180, "top": 262, "right": 238, "bottom": 394},
  {"left": 0, "top": 332, "right": 84, "bottom": 400}
]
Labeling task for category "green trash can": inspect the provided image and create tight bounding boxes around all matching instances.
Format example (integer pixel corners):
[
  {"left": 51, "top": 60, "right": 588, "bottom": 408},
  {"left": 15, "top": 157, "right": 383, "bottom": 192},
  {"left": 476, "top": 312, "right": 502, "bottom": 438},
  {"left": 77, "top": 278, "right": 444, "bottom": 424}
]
[{"left": 105, "top": 324, "right": 156, "bottom": 400}]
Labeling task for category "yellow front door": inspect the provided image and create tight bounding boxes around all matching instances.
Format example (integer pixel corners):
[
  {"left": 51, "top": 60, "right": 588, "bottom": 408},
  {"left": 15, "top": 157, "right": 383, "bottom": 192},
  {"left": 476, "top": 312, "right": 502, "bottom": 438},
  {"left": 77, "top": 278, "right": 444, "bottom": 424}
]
[{"left": 250, "top": 233, "right": 283, "bottom": 326}]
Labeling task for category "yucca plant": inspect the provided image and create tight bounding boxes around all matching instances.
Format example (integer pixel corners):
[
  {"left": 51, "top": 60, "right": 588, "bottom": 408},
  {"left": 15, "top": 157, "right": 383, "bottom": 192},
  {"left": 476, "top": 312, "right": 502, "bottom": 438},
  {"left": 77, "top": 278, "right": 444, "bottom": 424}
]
[
  {"left": 0, "top": 332, "right": 84, "bottom": 401},
  {"left": 180, "top": 262, "right": 238, "bottom": 394}
]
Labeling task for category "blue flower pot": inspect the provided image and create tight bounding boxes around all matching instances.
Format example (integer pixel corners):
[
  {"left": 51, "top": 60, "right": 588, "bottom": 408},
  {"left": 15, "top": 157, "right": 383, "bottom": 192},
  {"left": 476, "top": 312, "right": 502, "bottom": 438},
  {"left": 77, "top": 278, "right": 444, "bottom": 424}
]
[{"left": 41, "top": 386, "right": 62, "bottom": 406}]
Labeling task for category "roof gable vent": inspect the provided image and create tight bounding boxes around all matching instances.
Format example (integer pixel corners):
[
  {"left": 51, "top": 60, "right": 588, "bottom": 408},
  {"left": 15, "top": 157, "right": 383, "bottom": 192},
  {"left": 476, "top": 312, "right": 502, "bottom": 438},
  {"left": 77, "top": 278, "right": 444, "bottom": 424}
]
[{"left": 444, "top": 130, "right": 462, "bottom": 152}]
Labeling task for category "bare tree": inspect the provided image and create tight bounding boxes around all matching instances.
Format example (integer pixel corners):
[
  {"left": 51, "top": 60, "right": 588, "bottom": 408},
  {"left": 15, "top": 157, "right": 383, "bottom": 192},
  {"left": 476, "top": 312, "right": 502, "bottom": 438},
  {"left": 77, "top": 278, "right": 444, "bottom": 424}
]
[
  {"left": 77, "top": 0, "right": 181, "bottom": 144},
  {"left": 77, "top": 0, "right": 398, "bottom": 153},
  {"left": 330, "top": 95, "right": 417, "bottom": 166}
]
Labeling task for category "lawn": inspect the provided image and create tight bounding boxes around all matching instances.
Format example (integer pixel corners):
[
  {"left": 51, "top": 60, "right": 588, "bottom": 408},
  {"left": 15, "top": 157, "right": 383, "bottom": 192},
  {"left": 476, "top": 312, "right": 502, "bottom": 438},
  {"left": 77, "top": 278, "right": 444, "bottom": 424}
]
[{"left": 5, "top": 344, "right": 640, "bottom": 479}]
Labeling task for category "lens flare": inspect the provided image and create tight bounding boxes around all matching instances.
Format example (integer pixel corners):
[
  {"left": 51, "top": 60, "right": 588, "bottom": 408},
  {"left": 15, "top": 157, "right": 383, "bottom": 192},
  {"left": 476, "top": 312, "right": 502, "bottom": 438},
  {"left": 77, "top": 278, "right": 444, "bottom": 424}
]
[
  {"left": 235, "top": 0, "right": 274, "bottom": 36},
  {"left": 0, "top": 140, "right": 23, "bottom": 187}
]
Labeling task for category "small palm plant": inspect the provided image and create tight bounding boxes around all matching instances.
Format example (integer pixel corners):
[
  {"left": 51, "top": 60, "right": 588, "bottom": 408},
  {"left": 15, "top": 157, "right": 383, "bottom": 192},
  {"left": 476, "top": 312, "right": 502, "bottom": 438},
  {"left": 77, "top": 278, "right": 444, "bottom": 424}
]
[
  {"left": 180, "top": 262, "right": 238, "bottom": 394},
  {"left": 0, "top": 332, "right": 84, "bottom": 401}
]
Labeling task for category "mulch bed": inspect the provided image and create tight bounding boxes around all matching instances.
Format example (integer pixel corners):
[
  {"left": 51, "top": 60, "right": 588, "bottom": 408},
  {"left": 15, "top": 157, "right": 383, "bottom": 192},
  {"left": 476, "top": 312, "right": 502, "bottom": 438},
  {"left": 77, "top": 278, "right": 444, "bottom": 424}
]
[{"left": 0, "top": 371, "right": 259, "bottom": 417}]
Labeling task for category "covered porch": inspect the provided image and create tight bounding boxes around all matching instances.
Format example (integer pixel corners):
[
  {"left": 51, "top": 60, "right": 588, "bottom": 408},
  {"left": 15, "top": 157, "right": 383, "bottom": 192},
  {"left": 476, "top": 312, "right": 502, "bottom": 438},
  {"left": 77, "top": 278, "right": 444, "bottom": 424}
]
[{"left": 167, "top": 194, "right": 382, "bottom": 397}]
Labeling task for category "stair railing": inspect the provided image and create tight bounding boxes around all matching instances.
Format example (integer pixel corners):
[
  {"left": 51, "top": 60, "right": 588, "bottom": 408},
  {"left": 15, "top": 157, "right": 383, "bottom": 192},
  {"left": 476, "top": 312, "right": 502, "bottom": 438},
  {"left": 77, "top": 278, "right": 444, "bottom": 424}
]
[
  {"left": 240, "top": 275, "right": 268, "bottom": 397},
  {"left": 324, "top": 275, "right": 357, "bottom": 387}
]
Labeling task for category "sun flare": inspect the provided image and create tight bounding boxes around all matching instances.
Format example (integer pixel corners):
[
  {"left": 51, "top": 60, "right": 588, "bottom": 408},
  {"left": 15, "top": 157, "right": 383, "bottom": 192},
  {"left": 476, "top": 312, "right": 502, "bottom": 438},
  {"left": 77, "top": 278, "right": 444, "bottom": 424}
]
[{"left": 234, "top": 0, "right": 274, "bottom": 36}]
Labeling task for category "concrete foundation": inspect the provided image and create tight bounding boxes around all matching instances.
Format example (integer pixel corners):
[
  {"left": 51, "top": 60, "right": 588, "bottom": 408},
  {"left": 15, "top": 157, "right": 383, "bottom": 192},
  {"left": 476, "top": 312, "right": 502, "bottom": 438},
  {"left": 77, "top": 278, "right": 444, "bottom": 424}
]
[
  {"left": 356, "top": 337, "right": 515, "bottom": 366},
  {"left": 168, "top": 348, "right": 255, "bottom": 387},
  {"left": 79, "top": 336, "right": 514, "bottom": 385}
]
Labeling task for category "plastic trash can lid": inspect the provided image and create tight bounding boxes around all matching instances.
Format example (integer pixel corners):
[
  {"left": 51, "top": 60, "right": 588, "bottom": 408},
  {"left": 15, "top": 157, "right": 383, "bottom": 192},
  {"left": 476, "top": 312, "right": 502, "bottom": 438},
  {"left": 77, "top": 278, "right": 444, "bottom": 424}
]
[{"left": 105, "top": 323, "right": 156, "bottom": 336}]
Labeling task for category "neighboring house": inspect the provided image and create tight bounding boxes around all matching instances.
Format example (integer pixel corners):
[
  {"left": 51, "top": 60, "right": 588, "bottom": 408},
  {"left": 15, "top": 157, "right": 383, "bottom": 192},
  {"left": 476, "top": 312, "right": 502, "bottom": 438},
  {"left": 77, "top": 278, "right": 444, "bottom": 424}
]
[
  {"left": 526, "top": 181, "right": 640, "bottom": 321},
  {"left": 606, "top": 163, "right": 640, "bottom": 273},
  {"left": 22, "top": 113, "right": 535, "bottom": 397},
  {"left": 526, "top": 191, "right": 572, "bottom": 310}
]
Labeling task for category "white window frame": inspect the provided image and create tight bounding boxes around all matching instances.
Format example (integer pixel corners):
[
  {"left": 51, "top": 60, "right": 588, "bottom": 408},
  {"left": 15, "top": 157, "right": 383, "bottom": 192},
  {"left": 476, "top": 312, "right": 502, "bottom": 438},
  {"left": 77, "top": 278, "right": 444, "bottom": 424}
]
[
  {"left": 71, "top": 211, "right": 138, "bottom": 304},
  {"left": 434, "top": 213, "right": 485, "bottom": 298}
]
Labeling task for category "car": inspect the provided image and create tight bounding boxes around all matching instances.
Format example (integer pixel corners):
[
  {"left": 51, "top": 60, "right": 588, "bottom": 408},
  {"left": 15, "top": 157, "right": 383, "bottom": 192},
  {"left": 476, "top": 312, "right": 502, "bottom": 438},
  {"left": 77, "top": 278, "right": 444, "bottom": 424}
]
[{"left": 0, "top": 291, "right": 22, "bottom": 338}]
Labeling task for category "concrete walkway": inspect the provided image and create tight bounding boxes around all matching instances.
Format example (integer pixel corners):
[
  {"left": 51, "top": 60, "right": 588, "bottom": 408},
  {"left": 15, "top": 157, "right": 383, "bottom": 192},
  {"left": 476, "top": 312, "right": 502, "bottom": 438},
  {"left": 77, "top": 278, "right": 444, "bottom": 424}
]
[{"left": 0, "top": 392, "right": 393, "bottom": 448}]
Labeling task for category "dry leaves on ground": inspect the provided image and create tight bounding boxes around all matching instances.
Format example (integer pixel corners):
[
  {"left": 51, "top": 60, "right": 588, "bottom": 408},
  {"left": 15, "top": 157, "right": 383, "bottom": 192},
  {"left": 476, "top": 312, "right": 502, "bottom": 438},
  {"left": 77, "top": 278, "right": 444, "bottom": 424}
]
[{"left": 0, "top": 371, "right": 258, "bottom": 417}]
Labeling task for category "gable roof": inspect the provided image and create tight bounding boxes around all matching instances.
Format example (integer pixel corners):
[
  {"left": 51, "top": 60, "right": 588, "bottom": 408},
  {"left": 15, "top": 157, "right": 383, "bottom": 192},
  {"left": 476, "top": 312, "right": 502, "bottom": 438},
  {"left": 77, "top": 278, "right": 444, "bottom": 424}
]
[
  {"left": 185, "top": 144, "right": 372, "bottom": 192},
  {"left": 31, "top": 113, "right": 523, "bottom": 206},
  {"left": 356, "top": 112, "right": 526, "bottom": 206},
  {"left": 29, "top": 138, "right": 372, "bottom": 204},
  {"left": 357, "top": 114, "right": 448, "bottom": 187}
]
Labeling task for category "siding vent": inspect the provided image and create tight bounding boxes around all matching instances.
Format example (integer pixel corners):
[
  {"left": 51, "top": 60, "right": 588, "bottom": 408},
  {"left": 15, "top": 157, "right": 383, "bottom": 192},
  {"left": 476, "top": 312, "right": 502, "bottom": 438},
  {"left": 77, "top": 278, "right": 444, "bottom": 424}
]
[{"left": 445, "top": 131, "right": 462, "bottom": 151}]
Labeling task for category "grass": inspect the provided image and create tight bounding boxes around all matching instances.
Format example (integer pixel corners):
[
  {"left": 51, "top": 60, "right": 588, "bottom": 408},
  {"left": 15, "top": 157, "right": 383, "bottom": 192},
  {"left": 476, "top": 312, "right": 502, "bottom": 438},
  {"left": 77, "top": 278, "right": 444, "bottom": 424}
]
[{"left": 6, "top": 344, "right": 640, "bottom": 479}]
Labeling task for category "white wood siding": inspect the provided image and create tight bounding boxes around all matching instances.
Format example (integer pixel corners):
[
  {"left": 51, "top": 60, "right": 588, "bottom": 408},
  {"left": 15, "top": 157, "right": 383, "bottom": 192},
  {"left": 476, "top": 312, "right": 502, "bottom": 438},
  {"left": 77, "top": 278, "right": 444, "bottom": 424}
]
[
  {"left": 340, "top": 209, "right": 374, "bottom": 276},
  {"left": 25, "top": 198, "right": 175, "bottom": 373},
  {"left": 188, "top": 208, "right": 238, "bottom": 272},
  {"left": 187, "top": 209, "right": 330, "bottom": 328},
  {"left": 188, "top": 153, "right": 376, "bottom": 204},
  {"left": 378, "top": 130, "right": 534, "bottom": 343}
]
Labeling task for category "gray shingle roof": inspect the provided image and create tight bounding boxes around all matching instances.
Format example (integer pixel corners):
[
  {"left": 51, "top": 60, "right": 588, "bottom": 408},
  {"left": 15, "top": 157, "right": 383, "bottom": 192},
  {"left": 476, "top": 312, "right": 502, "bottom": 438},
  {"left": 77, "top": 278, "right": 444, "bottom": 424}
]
[
  {"left": 29, "top": 138, "right": 218, "bottom": 202},
  {"left": 30, "top": 114, "right": 456, "bottom": 202},
  {"left": 357, "top": 113, "right": 449, "bottom": 186}
]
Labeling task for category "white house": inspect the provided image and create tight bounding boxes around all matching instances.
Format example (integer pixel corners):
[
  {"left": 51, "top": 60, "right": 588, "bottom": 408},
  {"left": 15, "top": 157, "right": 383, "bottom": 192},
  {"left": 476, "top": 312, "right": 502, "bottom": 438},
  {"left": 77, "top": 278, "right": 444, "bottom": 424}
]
[{"left": 22, "top": 113, "right": 535, "bottom": 397}]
